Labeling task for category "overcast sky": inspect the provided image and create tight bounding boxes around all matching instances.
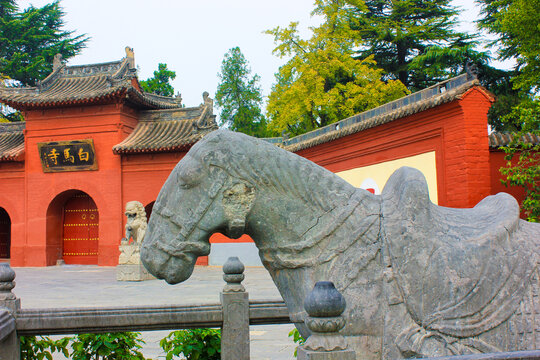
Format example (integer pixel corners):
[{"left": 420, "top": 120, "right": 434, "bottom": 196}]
[{"left": 18, "top": 0, "right": 490, "bottom": 108}]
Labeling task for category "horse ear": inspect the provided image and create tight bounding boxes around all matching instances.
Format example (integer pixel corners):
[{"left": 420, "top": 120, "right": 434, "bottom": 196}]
[{"left": 222, "top": 182, "right": 255, "bottom": 239}]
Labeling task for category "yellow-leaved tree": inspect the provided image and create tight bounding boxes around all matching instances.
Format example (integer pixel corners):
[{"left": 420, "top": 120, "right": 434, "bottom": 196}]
[{"left": 266, "top": 0, "right": 408, "bottom": 136}]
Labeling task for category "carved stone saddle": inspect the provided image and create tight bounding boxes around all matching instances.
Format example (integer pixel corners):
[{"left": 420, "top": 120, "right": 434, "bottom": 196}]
[{"left": 381, "top": 167, "right": 539, "bottom": 339}]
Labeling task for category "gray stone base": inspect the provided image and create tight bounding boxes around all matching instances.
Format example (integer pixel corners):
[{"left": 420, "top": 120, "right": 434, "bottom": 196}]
[
  {"left": 116, "top": 264, "right": 155, "bottom": 281},
  {"left": 297, "top": 348, "right": 356, "bottom": 360}
]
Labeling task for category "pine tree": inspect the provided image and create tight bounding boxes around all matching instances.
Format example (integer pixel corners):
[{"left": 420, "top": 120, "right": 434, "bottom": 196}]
[
  {"left": 140, "top": 63, "right": 176, "bottom": 97},
  {"left": 0, "top": 0, "right": 87, "bottom": 87},
  {"left": 326, "top": 0, "right": 485, "bottom": 90},
  {"left": 215, "top": 47, "right": 268, "bottom": 138}
]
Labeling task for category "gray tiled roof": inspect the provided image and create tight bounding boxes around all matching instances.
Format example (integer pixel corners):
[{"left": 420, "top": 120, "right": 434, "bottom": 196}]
[
  {"left": 0, "top": 58, "right": 182, "bottom": 110},
  {"left": 489, "top": 132, "right": 540, "bottom": 148},
  {"left": 112, "top": 103, "right": 218, "bottom": 154},
  {"left": 0, "top": 122, "right": 24, "bottom": 161}
]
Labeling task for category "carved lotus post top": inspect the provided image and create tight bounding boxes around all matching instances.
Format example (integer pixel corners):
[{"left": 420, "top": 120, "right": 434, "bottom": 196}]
[
  {"left": 304, "top": 281, "right": 346, "bottom": 318},
  {"left": 0, "top": 263, "right": 15, "bottom": 283},
  {"left": 0, "top": 263, "right": 16, "bottom": 301},
  {"left": 223, "top": 256, "right": 245, "bottom": 293},
  {"left": 302, "top": 281, "right": 350, "bottom": 352},
  {"left": 223, "top": 256, "right": 245, "bottom": 275}
]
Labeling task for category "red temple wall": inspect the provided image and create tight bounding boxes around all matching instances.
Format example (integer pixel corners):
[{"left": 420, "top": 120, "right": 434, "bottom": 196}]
[
  {"left": 120, "top": 152, "right": 185, "bottom": 211},
  {"left": 295, "top": 88, "right": 494, "bottom": 208}
]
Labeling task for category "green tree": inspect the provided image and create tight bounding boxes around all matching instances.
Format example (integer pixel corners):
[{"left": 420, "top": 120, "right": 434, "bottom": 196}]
[
  {"left": 477, "top": 0, "right": 540, "bottom": 92},
  {"left": 499, "top": 101, "right": 540, "bottom": 222},
  {"left": 215, "top": 47, "right": 268, "bottom": 137},
  {"left": 477, "top": 0, "right": 540, "bottom": 221},
  {"left": 139, "top": 63, "right": 176, "bottom": 97},
  {"left": 328, "top": 0, "right": 487, "bottom": 91},
  {"left": 266, "top": 4, "right": 408, "bottom": 136},
  {"left": 0, "top": 0, "right": 87, "bottom": 87}
]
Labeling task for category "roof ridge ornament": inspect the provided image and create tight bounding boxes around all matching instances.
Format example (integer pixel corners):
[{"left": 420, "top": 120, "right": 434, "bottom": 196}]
[
  {"left": 175, "top": 92, "right": 182, "bottom": 105},
  {"left": 466, "top": 60, "right": 479, "bottom": 81},
  {"left": 38, "top": 53, "right": 65, "bottom": 91},
  {"left": 53, "top": 53, "right": 63, "bottom": 71},
  {"left": 125, "top": 46, "right": 135, "bottom": 70}
]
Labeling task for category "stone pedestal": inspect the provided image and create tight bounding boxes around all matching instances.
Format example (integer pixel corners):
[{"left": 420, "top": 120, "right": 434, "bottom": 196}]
[
  {"left": 117, "top": 243, "right": 155, "bottom": 281},
  {"left": 298, "top": 350, "right": 356, "bottom": 360},
  {"left": 117, "top": 263, "right": 154, "bottom": 281}
]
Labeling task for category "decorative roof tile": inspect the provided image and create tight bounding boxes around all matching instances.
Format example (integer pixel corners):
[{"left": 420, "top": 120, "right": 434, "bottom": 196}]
[
  {"left": 0, "top": 49, "right": 182, "bottom": 110},
  {"left": 281, "top": 74, "right": 493, "bottom": 152},
  {"left": 0, "top": 122, "right": 25, "bottom": 161},
  {"left": 489, "top": 132, "right": 540, "bottom": 148},
  {"left": 113, "top": 95, "right": 218, "bottom": 154}
]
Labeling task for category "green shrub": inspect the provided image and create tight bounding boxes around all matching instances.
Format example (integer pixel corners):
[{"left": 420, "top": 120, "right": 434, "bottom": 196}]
[
  {"left": 70, "top": 332, "right": 147, "bottom": 360},
  {"left": 159, "top": 328, "right": 221, "bottom": 360},
  {"left": 20, "top": 335, "right": 70, "bottom": 360}
]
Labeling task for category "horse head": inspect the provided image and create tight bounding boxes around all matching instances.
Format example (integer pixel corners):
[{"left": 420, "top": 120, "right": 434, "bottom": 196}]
[{"left": 141, "top": 130, "right": 256, "bottom": 284}]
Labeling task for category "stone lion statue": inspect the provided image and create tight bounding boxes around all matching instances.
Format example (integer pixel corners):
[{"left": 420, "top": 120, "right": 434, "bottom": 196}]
[{"left": 122, "top": 201, "right": 147, "bottom": 245}]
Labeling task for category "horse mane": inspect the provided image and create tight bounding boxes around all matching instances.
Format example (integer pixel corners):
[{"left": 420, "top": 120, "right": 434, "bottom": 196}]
[
  {"left": 185, "top": 130, "right": 381, "bottom": 269},
  {"left": 191, "top": 130, "right": 357, "bottom": 212}
]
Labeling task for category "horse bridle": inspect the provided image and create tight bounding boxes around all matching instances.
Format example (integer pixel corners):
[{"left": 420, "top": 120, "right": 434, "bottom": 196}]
[{"left": 153, "top": 168, "right": 228, "bottom": 259}]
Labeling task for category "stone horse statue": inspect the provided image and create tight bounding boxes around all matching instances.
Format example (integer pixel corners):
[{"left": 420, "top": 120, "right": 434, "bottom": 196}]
[{"left": 141, "top": 130, "right": 539, "bottom": 360}]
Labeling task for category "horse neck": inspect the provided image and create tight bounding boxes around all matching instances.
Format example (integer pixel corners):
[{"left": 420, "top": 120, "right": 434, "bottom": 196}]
[
  {"left": 246, "top": 178, "right": 352, "bottom": 243},
  {"left": 246, "top": 184, "right": 381, "bottom": 271},
  {"left": 246, "top": 187, "right": 383, "bottom": 328}
]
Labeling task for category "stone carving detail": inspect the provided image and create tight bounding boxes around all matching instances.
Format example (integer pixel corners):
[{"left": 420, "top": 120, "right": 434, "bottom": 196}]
[
  {"left": 299, "top": 281, "right": 355, "bottom": 359},
  {"left": 222, "top": 256, "right": 246, "bottom": 293},
  {"left": 0, "top": 263, "right": 20, "bottom": 312},
  {"left": 122, "top": 201, "right": 147, "bottom": 246},
  {"left": 118, "top": 201, "right": 153, "bottom": 281},
  {"left": 0, "top": 264, "right": 16, "bottom": 301},
  {"left": 52, "top": 53, "right": 63, "bottom": 71},
  {"left": 141, "top": 130, "right": 540, "bottom": 359}
]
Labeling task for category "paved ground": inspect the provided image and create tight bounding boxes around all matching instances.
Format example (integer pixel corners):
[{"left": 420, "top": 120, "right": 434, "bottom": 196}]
[{"left": 10, "top": 264, "right": 296, "bottom": 360}]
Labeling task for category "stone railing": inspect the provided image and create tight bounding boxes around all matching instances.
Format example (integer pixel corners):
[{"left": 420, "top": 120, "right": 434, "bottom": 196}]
[
  {"left": 3, "top": 259, "right": 540, "bottom": 360},
  {"left": 0, "top": 258, "right": 356, "bottom": 360}
]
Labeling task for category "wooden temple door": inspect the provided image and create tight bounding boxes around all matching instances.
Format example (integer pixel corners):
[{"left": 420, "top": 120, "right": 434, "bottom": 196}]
[
  {"left": 62, "top": 193, "right": 99, "bottom": 264},
  {"left": 0, "top": 208, "right": 10, "bottom": 259}
]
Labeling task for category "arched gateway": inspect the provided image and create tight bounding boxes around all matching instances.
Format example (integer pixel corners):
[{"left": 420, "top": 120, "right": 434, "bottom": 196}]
[{"left": 46, "top": 190, "right": 100, "bottom": 265}]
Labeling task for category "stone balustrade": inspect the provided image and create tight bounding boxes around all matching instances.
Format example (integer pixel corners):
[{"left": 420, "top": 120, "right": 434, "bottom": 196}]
[
  {"left": 0, "top": 258, "right": 356, "bottom": 360},
  {"left": 3, "top": 260, "right": 540, "bottom": 360}
]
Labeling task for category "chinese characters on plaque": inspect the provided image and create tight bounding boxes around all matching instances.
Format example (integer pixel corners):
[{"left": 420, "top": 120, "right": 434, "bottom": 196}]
[{"left": 38, "top": 139, "right": 98, "bottom": 173}]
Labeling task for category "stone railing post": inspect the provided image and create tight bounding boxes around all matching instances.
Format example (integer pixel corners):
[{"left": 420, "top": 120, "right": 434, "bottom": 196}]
[
  {"left": 297, "top": 281, "right": 355, "bottom": 360},
  {"left": 0, "top": 263, "right": 21, "bottom": 360},
  {"left": 220, "top": 256, "right": 250, "bottom": 360}
]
